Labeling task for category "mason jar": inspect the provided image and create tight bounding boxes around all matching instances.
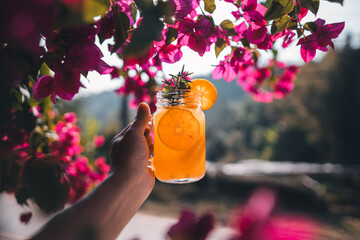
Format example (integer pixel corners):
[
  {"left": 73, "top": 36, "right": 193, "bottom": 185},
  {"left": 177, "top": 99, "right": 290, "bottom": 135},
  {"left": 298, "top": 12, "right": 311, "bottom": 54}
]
[{"left": 151, "top": 89, "right": 205, "bottom": 184}]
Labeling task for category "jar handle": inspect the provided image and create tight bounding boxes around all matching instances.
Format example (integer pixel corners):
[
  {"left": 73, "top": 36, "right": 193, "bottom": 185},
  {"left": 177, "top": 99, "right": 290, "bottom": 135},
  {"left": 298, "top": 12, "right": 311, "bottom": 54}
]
[{"left": 147, "top": 117, "right": 154, "bottom": 170}]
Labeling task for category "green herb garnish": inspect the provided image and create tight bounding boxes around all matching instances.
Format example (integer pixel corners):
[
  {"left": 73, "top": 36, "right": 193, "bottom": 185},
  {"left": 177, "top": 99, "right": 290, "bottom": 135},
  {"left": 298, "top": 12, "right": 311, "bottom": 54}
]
[{"left": 162, "top": 66, "right": 193, "bottom": 92}]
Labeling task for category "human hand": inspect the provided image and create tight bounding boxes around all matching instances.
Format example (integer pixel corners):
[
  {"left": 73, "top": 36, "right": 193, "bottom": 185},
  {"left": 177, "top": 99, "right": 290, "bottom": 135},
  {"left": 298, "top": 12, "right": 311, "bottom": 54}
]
[{"left": 108, "top": 102, "right": 155, "bottom": 188}]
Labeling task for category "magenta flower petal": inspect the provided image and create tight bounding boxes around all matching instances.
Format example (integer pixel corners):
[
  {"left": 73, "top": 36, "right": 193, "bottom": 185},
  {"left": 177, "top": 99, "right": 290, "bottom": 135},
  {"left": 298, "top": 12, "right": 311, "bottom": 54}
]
[
  {"left": 212, "top": 64, "right": 225, "bottom": 80},
  {"left": 66, "top": 44, "right": 103, "bottom": 71},
  {"left": 232, "top": 10, "right": 242, "bottom": 20},
  {"left": 245, "top": 26, "right": 267, "bottom": 44},
  {"left": 241, "top": 0, "right": 257, "bottom": 12},
  {"left": 170, "top": 0, "right": 199, "bottom": 19},
  {"left": 314, "top": 18, "right": 326, "bottom": 28},
  {"left": 53, "top": 63, "right": 82, "bottom": 101},
  {"left": 188, "top": 35, "right": 207, "bottom": 56},
  {"left": 243, "top": 10, "right": 266, "bottom": 27},
  {"left": 194, "top": 17, "right": 212, "bottom": 36},
  {"left": 316, "top": 22, "right": 345, "bottom": 41},
  {"left": 33, "top": 75, "right": 53, "bottom": 99},
  {"left": 299, "top": 40, "right": 317, "bottom": 63},
  {"left": 93, "top": 60, "right": 115, "bottom": 75},
  {"left": 167, "top": 209, "right": 215, "bottom": 240},
  {"left": 258, "top": 35, "right": 273, "bottom": 50},
  {"left": 223, "top": 63, "right": 237, "bottom": 82},
  {"left": 159, "top": 44, "right": 183, "bottom": 63}
]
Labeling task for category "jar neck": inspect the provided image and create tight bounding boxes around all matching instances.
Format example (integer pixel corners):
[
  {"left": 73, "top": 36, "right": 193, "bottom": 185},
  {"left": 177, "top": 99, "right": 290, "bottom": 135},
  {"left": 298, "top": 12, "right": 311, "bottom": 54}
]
[{"left": 156, "top": 90, "right": 201, "bottom": 109}]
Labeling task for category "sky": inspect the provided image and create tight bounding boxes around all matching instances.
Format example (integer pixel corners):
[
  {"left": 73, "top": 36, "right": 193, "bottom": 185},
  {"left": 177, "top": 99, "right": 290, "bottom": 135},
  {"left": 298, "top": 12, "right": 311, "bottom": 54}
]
[{"left": 79, "top": 0, "right": 360, "bottom": 95}]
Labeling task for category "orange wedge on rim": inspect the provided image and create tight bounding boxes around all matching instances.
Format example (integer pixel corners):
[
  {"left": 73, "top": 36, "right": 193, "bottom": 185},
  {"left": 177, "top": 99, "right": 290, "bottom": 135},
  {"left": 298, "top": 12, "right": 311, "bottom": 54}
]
[{"left": 190, "top": 79, "right": 217, "bottom": 110}]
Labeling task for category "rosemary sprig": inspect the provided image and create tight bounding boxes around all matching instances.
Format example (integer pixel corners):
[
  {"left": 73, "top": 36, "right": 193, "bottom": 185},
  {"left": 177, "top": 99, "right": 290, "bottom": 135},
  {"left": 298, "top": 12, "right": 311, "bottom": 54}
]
[{"left": 162, "top": 66, "right": 193, "bottom": 91}]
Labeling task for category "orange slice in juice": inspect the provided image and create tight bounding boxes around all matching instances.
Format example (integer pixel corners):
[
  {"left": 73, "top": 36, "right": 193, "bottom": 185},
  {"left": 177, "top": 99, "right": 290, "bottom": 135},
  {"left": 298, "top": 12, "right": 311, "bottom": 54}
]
[
  {"left": 157, "top": 108, "right": 200, "bottom": 150},
  {"left": 190, "top": 79, "right": 217, "bottom": 110}
]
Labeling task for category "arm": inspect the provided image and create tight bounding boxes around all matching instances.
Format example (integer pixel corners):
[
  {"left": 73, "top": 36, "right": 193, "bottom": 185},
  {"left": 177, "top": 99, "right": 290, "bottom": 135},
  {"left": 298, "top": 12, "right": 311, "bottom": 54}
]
[{"left": 31, "top": 103, "right": 155, "bottom": 240}]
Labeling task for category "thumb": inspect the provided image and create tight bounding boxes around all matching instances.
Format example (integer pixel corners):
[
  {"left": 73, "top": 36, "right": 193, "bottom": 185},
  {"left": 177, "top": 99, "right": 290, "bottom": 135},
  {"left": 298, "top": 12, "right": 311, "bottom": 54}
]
[{"left": 131, "top": 102, "right": 151, "bottom": 132}]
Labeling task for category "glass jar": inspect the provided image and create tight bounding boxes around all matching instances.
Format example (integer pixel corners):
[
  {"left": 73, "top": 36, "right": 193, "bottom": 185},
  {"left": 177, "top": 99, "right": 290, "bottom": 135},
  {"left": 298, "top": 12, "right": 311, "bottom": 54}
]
[{"left": 151, "top": 89, "right": 206, "bottom": 184}]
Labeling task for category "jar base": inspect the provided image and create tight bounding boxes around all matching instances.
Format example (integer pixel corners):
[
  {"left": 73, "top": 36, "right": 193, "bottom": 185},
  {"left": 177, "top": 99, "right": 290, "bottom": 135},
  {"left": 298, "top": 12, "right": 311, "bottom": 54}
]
[{"left": 157, "top": 174, "right": 204, "bottom": 184}]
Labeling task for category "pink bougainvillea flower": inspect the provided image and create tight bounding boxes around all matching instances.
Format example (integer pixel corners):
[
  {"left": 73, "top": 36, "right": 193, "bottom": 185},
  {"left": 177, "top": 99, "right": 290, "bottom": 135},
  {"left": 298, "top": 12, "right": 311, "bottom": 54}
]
[
  {"left": 244, "top": 26, "right": 268, "bottom": 44},
  {"left": 232, "top": 10, "right": 242, "bottom": 20},
  {"left": 93, "top": 135, "right": 105, "bottom": 147},
  {"left": 167, "top": 209, "right": 215, "bottom": 240},
  {"left": 169, "top": 0, "right": 199, "bottom": 19},
  {"left": 65, "top": 44, "right": 103, "bottom": 72},
  {"left": 213, "top": 59, "right": 237, "bottom": 82},
  {"left": 97, "top": 11, "right": 115, "bottom": 42},
  {"left": 33, "top": 63, "right": 82, "bottom": 103},
  {"left": 188, "top": 34, "right": 208, "bottom": 56},
  {"left": 158, "top": 44, "right": 183, "bottom": 63},
  {"left": 298, "top": 39, "right": 318, "bottom": 63},
  {"left": 56, "top": 25, "right": 99, "bottom": 48},
  {"left": 64, "top": 112, "right": 77, "bottom": 124},
  {"left": 194, "top": 17, "right": 213, "bottom": 36},
  {"left": 241, "top": 0, "right": 257, "bottom": 12},
  {"left": 253, "top": 92, "right": 273, "bottom": 103},
  {"left": 282, "top": 30, "right": 296, "bottom": 48},
  {"left": 257, "top": 35, "right": 273, "bottom": 50},
  {"left": 298, "top": 6, "right": 309, "bottom": 21},
  {"left": 232, "top": 22, "right": 248, "bottom": 42},
  {"left": 297, "top": 19, "right": 345, "bottom": 63},
  {"left": 274, "top": 65, "right": 298, "bottom": 99},
  {"left": 155, "top": 32, "right": 183, "bottom": 63},
  {"left": 231, "top": 47, "right": 254, "bottom": 68},
  {"left": 229, "top": 188, "right": 321, "bottom": 240},
  {"left": 178, "top": 17, "right": 213, "bottom": 56},
  {"left": 95, "top": 156, "right": 110, "bottom": 174},
  {"left": 93, "top": 60, "right": 118, "bottom": 77},
  {"left": 52, "top": 62, "right": 82, "bottom": 102},
  {"left": 33, "top": 75, "right": 53, "bottom": 99},
  {"left": 243, "top": 10, "right": 266, "bottom": 28}
]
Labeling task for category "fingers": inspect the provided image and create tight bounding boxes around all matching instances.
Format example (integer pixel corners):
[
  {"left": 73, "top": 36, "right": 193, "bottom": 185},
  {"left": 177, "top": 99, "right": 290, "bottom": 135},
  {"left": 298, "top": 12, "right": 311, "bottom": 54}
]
[
  {"left": 144, "top": 126, "right": 154, "bottom": 158},
  {"left": 131, "top": 102, "right": 151, "bottom": 133},
  {"left": 108, "top": 123, "right": 133, "bottom": 151}
]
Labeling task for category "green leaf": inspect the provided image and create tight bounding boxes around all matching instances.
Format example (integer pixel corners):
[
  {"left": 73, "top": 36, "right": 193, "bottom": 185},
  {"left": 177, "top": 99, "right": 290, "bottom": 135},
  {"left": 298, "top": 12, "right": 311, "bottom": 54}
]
[
  {"left": 134, "top": 0, "right": 154, "bottom": 12},
  {"left": 29, "top": 131, "right": 45, "bottom": 153},
  {"left": 220, "top": 20, "right": 237, "bottom": 36},
  {"left": 286, "top": 20, "right": 298, "bottom": 29},
  {"left": 264, "top": 0, "right": 294, "bottom": 21},
  {"left": 122, "top": 14, "right": 164, "bottom": 57},
  {"left": 165, "top": 27, "right": 178, "bottom": 46},
  {"left": 304, "top": 21, "right": 318, "bottom": 33},
  {"left": 263, "top": 0, "right": 273, "bottom": 8},
  {"left": 215, "top": 38, "right": 227, "bottom": 57},
  {"left": 297, "top": 0, "right": 319, "bottom": 15},
  {"left": 204, "top": 0, "right": 216, "bottom": 14},
  {"left": 271, "top": 15, "right": 291, "bottom": 34},
  {"left": 39, "top": 63, "right": 51, "bottom": 77},
  {"left": 240, "top": 38, "right": 250, "bottom": 48},
  {"left": 324, "top": 0, "right": 343, "bottom": 5},
  {"left": 296, "top": 28, "right": 303, "bottom": 38},
  {"left": 83, "top": 0, "right": 109, "bottom": 23},
  {"left": 112, "top": 6, "right": 131, "bottom": 54},
  {"left": 131, "top": 4, "right": 137, "bottom": 23}
]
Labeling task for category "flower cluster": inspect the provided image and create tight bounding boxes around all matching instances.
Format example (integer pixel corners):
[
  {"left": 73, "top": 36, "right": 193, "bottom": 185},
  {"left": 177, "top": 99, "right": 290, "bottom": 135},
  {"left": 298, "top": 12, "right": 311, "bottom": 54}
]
[
  {"left": 0, "top": 106, "right": 110, "bottom": 214},
  {"left": 167, "top": 188, "right": 321, "bottom": 240},
  {"left": 33, "top": 25, "right": 117, "bottom": 103},
  {"left": 1, "top": 0, "right": 345, "bottom": 108}
]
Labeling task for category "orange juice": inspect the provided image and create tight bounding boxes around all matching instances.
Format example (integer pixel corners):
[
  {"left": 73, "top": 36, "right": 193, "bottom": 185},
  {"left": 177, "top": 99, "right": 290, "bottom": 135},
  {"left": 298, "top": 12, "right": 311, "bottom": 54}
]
[{"left": 152, "top": 90, "right": 206, "bottom": 183}]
